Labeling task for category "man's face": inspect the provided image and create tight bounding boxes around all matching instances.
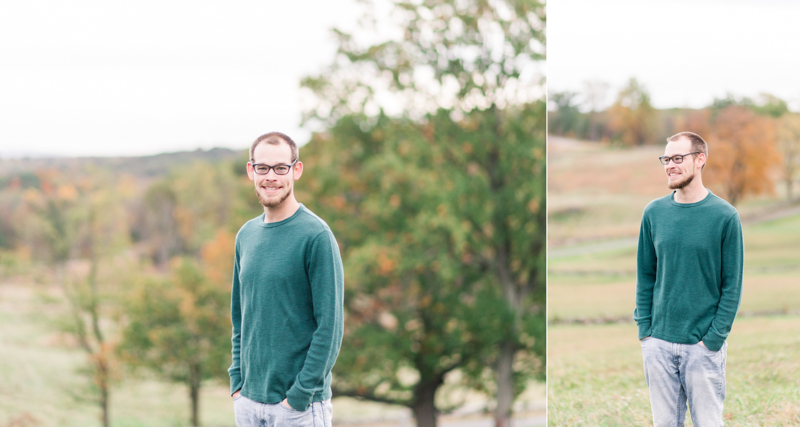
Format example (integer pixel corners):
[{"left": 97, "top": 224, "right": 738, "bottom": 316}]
[
  {"left": 664, "top": 138, "right": 699, "bottom": 190},
  {"left": 247, "top": 141, "right": 302, "bottom": 209}
]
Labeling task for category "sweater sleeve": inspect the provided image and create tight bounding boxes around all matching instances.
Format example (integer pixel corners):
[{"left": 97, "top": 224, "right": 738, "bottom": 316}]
[
  {"left": 702, "top": 212, "right": 744, "bottom": 351},
  {"left": 228, "top": 239, "right": 243, "bottom": 396},
  {"left": 634, "top": 212, "right": 656, "bottom": 339},
  {"left": 285, "top": 230, "right": 344, "bottom": 411}
]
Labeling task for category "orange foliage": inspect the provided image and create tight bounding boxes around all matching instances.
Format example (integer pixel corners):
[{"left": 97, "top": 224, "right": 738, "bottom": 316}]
[
  {"left": 607, "top": 78, "right": 658, "bottom": 146},
  {"left": 675, "top": 109, "right": 711, "bottom": 138},
  {"left": 200, "top": 230, "right": 235, "bottom": 288},
  {"left": 705, "top": 106, "right": 782, "bottom": 205}
]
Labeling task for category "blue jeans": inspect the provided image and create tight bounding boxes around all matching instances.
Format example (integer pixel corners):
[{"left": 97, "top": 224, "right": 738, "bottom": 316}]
[
  {"left": 233, "top": 395, "right": 332, "bottom": 427},
  {"left": 640, "top": 337, "right": 727, "bottom": 427}
]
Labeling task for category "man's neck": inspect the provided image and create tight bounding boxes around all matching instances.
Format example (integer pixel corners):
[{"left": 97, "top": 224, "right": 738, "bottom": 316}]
[
  {"left": 263, "top": 198, "right": 300, "bottom": 223},
  {"left": 673, "top": 181, "right": 708, "bottom": 204}
]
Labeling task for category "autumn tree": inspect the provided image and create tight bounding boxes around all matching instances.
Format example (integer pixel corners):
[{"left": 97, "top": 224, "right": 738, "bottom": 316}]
[
  {"left": 607, "top": 77, "right": 659, "bottom": 146},
  {"left": 777, "top": 113, "right": 800, "bottom": 200},
  {"left": 22, "top": 167, "right": 134, "bottom": 427},
  {"left": 118, "top": 235, "right": 232, "bottom": 427},
  {"left": 301, "top": 1, "right": 545, "bottom": 425},
  {"left": 705, "top": 106, "right": 782, "bottom": 206},
  {"left": 132, "top": 160, "right": 251, "bottom": 269},
  {"left": 120, "top": 161, "right": 247, "bottom": 426}
]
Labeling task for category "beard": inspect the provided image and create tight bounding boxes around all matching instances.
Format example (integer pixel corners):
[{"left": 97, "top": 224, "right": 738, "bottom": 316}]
[
  {"left": 668, "top": 171, "right": 694, "bottom": 190},
  {"left": 254, "top": 185, "right": 292, "bottom": 208}
]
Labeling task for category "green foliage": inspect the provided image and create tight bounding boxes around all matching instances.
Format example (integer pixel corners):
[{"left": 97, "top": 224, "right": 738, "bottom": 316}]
[
  {"left": 132, "top": 159, "right": 257, "bottom": 267},
  {"left": 548, "top": 91, "right": 587, "bottom": 137},
  {"left": 118, "top": 258, "right": 230, "bottom": 382},
  {"left": 302, "top": 0, "right": 545, "bottom": 126},
  {"left": 300, "top": 2, "right": 545, "bottom": 423},
  {"left": 299, "top": 102, "right": 545, "bottom": 410},
  {"left": 118, "top": 257, "right": 231, "bottom": 427}
]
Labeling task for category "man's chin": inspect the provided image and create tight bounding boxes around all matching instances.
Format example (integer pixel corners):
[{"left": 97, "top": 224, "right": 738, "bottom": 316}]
[
  {"left": 668, "top": 175, "right": 693, "bottom": 190},
  {"left": 256, "top": 190, "right": 291, "bottom": 209}
]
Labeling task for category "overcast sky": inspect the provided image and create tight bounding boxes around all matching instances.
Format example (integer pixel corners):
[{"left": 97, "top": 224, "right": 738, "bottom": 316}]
[
  {"left": 0, "top": 1, "right": 363, "bottom": 158},
  {"left": 548, "top": 0, "right": 800, "bottom": 112}
]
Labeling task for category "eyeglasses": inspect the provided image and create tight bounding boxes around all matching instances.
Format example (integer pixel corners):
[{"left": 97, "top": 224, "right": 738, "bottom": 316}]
[
  {"left": 250, "top": 159, "right": 297, "bottom": 175},
  {"left": 658, "top": 152, "right": 700, "bottom": 165}
]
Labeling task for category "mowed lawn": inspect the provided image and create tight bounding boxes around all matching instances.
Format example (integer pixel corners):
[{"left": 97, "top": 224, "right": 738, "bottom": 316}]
[
  {"left": 549, "top": 209, "right": 800, "bottom": 321},
  {"left": 548, "top": 317, "right": 800, "bottom": 426},
  {"left": 548, "top": 137, "right": 800, "bottom": 426},
  {"left": 0, "top": 280, "right": 544, "bottom": 427}
]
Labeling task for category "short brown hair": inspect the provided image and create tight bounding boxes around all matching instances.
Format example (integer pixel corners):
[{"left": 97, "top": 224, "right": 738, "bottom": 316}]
[
  {"left": 667, "top": 131, "right": 708, "bottom": 170},
  {"left": 250, "top": 132, "right": 299, "bottom": 162}
]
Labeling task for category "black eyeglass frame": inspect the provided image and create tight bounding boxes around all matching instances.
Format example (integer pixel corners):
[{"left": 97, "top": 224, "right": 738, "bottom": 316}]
[
  {"left": 249, "top": 159, "right": 298, "bottom": 175},
  {"left": 658, "top": 152, "right": 701, "bottom": 165}
]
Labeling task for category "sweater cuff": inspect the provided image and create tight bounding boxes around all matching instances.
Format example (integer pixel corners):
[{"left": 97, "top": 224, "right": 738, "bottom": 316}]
[
  {"left": 637, "top": 322, "right": 651, "bottom": 340},
  {"left": 286, "top": 381, "right": 314, "bottom": 412},
  {"left": 230, "top": 376, "right": 243, "bottom": 397},
  {"left": 702, "top": 328, "right": 726, "bottom": 352}
]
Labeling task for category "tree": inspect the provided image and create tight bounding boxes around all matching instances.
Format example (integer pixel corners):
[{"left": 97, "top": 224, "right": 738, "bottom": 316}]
[
  {"left": 120, "top": 161, "right": 244, "bottom": 427},
  {"left": 705, "top": 106, "right": 782, "bottom": 206},
  {"left": 753, "top": 93, "right": 790, "bottom": 118},
  {"left": 118, "top": 247, "right": 232, "bottom": 427},
  {"left": 583, "top": 80, "right": 610, "bottom": 142},
  {"left": 303, "top": 0, "right": 545, "bottom": 425},
  {"left": 607, "top": 77, "right": 659, "bottom": 146},
  {"left": 547, "top": 91, "right": 585, "bottom": 137},
  {"left": 22, "top": 167, "right": 133, "bottom": 427},
  {"left": 777, "top": 113, "right": 800, "bottom": 201}
]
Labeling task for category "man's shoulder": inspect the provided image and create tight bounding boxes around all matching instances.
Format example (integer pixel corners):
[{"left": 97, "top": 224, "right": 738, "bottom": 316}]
[
  {"left": 295, "top": 205, "right": 336, "bottom": 238},
  {"left": 235, "top": 215, "right": 264, "bottom": 240},
  {"left": 706, "top": 192, "right": 739, "bottom": 218},
  {"left": 642, "top": 193, "right": 673, "bottom": 215}
]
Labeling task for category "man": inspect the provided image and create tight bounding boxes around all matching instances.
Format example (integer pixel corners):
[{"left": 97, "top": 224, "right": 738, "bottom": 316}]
[
  {"left": 634, "top": 131, "right": 743, "bottom": 427},
  {"left": 229, "top": 132, "right": 344, "bottom": 426}
]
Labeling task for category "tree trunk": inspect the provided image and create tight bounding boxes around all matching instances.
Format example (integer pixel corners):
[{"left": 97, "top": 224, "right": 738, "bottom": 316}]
[
  {"left": 494, "top": 340, "right": 516, "bottom": 427},
  {"left": 189, "top": 361, "right": 201, "bottom": 427},
  {"left": 411, "top": 381, "right": 440, "bottom": 427},
  {"left": 99, "top": 358, "right": 110, "bottom": 427}
]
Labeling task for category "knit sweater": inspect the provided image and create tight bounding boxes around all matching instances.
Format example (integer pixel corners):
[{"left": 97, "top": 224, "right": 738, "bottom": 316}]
[
  {"left": 228, "top": 204, "right": 344, "bottom": 411},
  {"left": 634, "top": 190, "right": 743, "bottom": 352}
]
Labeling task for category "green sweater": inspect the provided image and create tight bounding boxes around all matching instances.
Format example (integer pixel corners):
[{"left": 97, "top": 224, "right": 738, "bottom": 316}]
[
  {"left": 634, "top": 190, "right": 743, "bottom": 352},
  {"left": 228, "top": 204, "right": 344, "bottom": 411}
]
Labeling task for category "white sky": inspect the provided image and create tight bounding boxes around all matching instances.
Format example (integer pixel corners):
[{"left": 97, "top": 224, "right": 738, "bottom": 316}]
[
  {"left": 548, "top": 0, "right": 800, "bottom": 111},
  {"left": 0, "top": 0, "right": 366, "bottom": 157}
]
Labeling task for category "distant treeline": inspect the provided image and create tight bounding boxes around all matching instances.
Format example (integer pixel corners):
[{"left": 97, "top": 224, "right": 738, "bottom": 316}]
[{"left": 549, "top": 78, "right": 800, "bottom": 204}]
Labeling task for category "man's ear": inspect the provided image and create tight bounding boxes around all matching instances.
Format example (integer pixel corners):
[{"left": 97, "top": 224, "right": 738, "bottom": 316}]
[
  {"left": 246, "top": 162, "right": 255, "bottom": 181},
  {"left": 293, "top": 161, "right": 304, "bottom": 180}
]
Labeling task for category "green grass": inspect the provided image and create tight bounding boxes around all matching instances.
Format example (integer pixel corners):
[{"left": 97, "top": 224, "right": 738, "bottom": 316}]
[
  {"left": 548, "top": 213, "right": 800, "bottom": 321},
  {"left": 548, "top": 317, "right": 800, "bottom": 426},
  {"left": 0, "top": 283, "right": 237, "bottom": 427},
  {"left": 0, "top": 280, "right": 544, "bottom": 426},
  {"left": 548, "top": 140, "right": 800, "bottom": 426}
]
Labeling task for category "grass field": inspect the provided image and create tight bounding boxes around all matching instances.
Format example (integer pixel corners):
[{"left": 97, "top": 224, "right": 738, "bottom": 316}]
[
  {"left": 549, "top": 318, "right": 800, "bottom": 426},
  {"left": 548, "top": 136, "right": 800, "bottom": 426},
  {"left": 0, "top": 279, "right": 544, "bottom": 427}
]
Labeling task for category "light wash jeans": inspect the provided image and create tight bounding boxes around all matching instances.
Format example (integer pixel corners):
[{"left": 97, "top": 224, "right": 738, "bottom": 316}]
[
  {"left": 233, "top": 395, "right": 332, "bottom": 427},
  {"left": 641, "top": 336, "right": 727, "bottom": 427}
]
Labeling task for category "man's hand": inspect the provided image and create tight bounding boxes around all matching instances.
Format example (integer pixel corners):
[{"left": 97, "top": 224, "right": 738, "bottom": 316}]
[
  {"left": 698, "top": 341, "right": 707, "bottom": 348},
  {"left": 280, "top": 398, "right": 291, "bottom": 408},
  {"left": 232, "top": 390, "right": 241, "bottom": 400}
]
